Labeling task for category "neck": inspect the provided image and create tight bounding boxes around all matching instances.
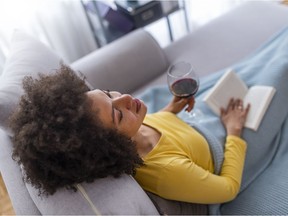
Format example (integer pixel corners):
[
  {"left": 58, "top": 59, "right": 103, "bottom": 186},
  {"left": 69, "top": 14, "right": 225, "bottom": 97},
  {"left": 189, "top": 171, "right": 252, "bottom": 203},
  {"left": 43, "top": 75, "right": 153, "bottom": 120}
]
[{"left": 133, "top": 124, "right": 160, "bottom": 158}]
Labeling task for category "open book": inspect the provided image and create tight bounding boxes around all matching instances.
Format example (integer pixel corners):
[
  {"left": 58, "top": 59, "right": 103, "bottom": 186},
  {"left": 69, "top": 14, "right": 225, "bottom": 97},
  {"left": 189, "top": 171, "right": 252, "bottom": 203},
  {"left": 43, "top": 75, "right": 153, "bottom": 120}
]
[{"left": 203, "top": 70, "right": 276, "bottom": 131}]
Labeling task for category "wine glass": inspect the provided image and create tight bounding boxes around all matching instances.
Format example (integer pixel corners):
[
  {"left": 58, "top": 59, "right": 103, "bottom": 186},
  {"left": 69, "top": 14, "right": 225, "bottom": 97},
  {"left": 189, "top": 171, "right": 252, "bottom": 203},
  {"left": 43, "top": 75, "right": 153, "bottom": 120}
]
[{"left": 167, "top": 61, "right": 203, "bottom": 121}]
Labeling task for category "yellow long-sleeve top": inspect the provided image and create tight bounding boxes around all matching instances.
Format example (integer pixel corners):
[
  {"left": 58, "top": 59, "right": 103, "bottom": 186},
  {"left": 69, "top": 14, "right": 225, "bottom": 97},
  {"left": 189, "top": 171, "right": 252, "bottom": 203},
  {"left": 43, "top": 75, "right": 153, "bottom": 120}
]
[{"left": 135, "top": 111, "right": 247, "bottom": 204}]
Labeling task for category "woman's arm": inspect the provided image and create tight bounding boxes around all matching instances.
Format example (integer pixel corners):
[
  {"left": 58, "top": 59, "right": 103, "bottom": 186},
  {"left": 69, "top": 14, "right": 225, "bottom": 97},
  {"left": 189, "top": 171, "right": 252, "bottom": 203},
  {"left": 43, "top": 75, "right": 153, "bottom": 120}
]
[
  {"left": 156, "top": 135, "right": 247, "bottom": 204},
  {"left": 156, "top": 98, "right": 250, "bottom": 204}
]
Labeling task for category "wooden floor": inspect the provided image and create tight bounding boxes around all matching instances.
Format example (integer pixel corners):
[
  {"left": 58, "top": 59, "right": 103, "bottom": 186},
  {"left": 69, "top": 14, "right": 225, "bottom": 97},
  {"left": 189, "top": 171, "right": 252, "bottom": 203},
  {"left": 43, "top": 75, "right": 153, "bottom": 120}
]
[{"left": 0, "top": 174, "right": 15, "bottom": 215}]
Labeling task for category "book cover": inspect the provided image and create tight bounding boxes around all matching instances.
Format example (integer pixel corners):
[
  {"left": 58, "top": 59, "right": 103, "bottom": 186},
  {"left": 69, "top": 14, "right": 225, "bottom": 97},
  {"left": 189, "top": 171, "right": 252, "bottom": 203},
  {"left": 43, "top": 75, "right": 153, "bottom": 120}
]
[{"left": 203, "top": 70, "right": 276, "bottom": 131}]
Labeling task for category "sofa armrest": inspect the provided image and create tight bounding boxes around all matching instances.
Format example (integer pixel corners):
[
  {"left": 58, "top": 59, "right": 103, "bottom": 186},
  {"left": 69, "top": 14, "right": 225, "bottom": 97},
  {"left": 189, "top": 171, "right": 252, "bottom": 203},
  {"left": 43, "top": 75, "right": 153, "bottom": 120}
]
[
  {"left": 71, "top": 29, "right": 168, "bottom": 93},
  {"left": 0, "top": 130, "right": 41, "bottom": 215}
]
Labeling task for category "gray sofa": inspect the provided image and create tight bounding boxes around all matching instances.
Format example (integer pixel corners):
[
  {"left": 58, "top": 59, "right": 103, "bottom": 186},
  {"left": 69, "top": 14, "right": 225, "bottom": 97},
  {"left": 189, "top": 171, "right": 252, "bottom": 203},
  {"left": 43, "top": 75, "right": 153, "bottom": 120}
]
[{"left": 1, "top": 1, "right": 288, "bottom": 215}]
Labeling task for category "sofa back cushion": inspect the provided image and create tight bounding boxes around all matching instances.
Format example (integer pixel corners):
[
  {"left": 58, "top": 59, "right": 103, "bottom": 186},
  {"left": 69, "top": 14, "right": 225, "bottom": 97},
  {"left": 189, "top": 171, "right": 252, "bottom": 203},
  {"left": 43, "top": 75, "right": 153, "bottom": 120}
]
[
  {"left": 164, "top": 1, "right": 288, "bottom": 77},
  {"left": 71, "top": 29, "right": 169, "bottom": 94}
]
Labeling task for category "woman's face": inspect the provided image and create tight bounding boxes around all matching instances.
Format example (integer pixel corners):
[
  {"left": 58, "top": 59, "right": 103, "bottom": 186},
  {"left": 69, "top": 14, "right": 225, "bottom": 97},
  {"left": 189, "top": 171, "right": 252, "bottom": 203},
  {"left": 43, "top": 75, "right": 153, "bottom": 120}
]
[{"left": 86, "top": 89, "right": 147, "bottom": 138}]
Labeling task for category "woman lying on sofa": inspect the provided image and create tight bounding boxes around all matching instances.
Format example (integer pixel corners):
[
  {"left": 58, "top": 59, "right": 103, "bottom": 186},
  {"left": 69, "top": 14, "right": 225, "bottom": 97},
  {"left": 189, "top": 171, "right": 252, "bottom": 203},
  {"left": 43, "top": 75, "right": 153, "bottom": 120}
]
[{"left": 10, "top": 63, "right": 250, "bottom": 206}]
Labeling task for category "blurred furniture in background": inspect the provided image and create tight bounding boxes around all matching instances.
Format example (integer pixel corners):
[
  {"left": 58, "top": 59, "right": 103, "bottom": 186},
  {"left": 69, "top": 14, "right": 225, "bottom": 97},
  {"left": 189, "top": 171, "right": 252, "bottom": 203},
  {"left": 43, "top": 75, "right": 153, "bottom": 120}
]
[{"left": 81, "top": 0, "right": 189, "bottom": 47}]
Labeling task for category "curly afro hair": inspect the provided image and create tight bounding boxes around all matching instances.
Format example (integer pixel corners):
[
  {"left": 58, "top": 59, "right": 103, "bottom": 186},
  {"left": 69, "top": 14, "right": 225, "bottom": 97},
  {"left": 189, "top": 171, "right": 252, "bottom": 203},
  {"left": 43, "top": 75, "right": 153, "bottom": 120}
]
[{"left": 9, "top": 63, "right": 143, "bottom": 196}]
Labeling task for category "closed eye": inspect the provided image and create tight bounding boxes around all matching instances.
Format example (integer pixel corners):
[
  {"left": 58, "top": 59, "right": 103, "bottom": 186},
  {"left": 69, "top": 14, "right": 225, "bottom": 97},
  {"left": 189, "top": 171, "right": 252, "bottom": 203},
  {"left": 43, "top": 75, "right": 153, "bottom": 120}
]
[
  {"left": 117, "top": 109, "right": 123, "bottom": 122},
  {"left": 103, "top": 90, "right": 112, "bottom": 98},
  {"left": 102, "top": 90, "right": 123, "bottom": 124}
]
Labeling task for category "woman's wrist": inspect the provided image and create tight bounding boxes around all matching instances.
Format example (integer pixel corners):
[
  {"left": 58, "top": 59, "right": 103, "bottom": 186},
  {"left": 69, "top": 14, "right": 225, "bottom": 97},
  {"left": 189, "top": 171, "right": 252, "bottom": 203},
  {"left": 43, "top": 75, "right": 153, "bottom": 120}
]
[
  {"left": 160, "top": 105, "right": 174, "bottom": 114},
  {"left": 227, "top": 128, "right": 242, "bottom": 137}
]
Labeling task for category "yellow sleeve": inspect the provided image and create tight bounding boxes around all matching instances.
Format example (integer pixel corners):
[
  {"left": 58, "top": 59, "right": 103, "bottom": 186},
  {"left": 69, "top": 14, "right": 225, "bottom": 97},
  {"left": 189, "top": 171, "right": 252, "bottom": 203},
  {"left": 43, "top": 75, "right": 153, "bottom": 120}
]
[{"left": 156, "top": 135, "right": 247, "bottom": 204}]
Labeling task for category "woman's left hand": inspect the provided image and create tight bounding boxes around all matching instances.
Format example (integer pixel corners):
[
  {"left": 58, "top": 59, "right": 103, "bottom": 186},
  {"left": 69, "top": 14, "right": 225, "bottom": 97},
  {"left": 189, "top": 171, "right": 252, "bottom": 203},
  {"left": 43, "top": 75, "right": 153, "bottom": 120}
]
[
  {"left": 161, "top": 96, "right": 195, "bottom": 114},
  {"left": 221, "top": 98, "right": 250, "bottom": 137}
]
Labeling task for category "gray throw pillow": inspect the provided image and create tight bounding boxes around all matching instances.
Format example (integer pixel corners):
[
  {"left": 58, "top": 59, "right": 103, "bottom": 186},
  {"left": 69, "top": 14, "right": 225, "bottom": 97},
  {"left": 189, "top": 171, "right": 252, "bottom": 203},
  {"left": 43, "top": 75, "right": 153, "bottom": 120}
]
[
  {"left": 0, "top": 30, "right": 91, "bottom": 135},
  {"left": 0, "top": 30, "right": 62, "bottom": 135}
]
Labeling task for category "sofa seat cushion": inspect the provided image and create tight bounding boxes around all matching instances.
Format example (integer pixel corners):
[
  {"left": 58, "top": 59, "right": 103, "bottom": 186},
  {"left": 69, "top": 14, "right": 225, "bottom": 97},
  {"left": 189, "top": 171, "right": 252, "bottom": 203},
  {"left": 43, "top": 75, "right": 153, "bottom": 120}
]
[{"left": 146, "top": 191, "right": 208, "bottom": 215}]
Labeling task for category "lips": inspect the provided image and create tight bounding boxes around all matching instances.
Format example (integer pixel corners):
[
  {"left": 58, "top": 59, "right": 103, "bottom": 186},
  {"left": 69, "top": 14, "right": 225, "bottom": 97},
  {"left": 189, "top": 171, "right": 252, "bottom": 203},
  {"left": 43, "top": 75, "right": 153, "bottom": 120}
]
[{"left": 134, "top": 98, "right": 141, "bottom": 113}]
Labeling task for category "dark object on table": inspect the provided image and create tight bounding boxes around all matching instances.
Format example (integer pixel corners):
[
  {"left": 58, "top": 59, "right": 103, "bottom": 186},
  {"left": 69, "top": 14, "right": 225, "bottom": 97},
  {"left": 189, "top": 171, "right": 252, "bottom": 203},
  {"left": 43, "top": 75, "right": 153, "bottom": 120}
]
[
  {"left": 87, "top": 1, "right": 134, "bottom": 33},
  {"left": 115, "top": 0, "right": 163, "bottom": 28}
]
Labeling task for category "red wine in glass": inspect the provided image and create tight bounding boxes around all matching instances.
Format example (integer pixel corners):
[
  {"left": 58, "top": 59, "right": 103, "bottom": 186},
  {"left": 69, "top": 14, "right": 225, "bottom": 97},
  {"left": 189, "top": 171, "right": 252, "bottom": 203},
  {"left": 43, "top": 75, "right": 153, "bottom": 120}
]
[
  {"left": 170, "top": 78, "right": 199, "bottom": 98},
  {"left": 167, "top": 61, "right": 203, "bottom": 121}
]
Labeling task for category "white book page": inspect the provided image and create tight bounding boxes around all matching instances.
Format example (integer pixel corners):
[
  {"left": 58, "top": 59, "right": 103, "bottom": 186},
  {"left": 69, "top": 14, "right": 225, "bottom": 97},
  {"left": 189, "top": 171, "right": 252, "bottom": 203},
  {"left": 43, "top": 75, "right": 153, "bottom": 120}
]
[
  {"left": 204, "top": 70, "right": 248, "bottom": 115},
  {"left": 244, "top": 86, "right": 276, "bottom": 130}
]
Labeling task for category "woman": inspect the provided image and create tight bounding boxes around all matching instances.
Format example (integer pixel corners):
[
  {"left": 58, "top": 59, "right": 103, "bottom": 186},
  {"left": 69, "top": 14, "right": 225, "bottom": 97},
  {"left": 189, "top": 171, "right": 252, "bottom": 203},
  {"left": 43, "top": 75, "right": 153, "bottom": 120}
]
[{"left": 10, "top": 64, "right": 249, "bottom": 204}]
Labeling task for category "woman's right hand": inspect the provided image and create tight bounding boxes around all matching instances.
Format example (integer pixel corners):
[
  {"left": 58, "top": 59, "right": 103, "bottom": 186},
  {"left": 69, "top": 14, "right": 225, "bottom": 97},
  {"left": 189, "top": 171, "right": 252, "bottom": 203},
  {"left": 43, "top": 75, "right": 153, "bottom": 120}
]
[
  {"left": 220, "top": 98, "right": 250, "bottom": 137},
  {"left": 161, "top": 96, "right": 195, "bottom": 114}
]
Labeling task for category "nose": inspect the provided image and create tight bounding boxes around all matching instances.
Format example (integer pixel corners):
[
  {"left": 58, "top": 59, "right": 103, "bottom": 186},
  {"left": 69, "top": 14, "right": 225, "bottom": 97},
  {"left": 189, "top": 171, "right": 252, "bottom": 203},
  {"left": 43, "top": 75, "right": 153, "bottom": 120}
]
[{"left": 112, "top": 94, "right": 133, "bottom": 110}]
